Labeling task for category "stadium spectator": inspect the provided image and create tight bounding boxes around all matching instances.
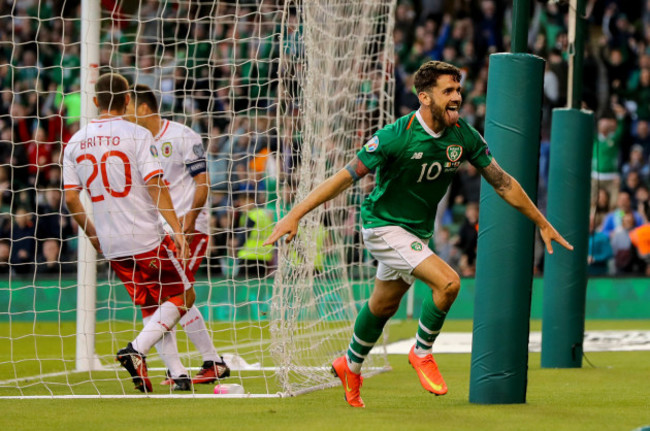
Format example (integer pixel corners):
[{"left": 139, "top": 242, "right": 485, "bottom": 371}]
[
  {"left": 591, "top": 105, "right": 626, "bottom": 205},
  {"left": 621, "top": 144, "right": 650, "bottom": 185},
  {"left": 610, "top": 213, "right": 645, "bottom": 275},
  {"left": 206, "top": 126, "right": 228, "bottom": 192},
  {"left": 588, "top": 214, "right": 613, "bottom": 276},
  {"left": 634, "top": 185, "right": 650, "bottom": 222},
  {"left": 63, "top": 73, "right": 194, "bottom": 393},
  {"left": 208, "top": 207, "right": 236, "bottom": 278},
  {"left": 621, "top": 170, "right": 644, "bottom": 208},
  {"left": 632, "top": 120, "right": 650, "bottom": 158},
  {"left": 600, "top": 191, "right": 645, "bottom": 237},
  {"left": 235, "top": 190, "right": 274, "bottom": 279},
  {"left": 9, "top": 206, "right": 36, "bottom": 275},
  {"left": 0, "top": 239, "right": 9, "bottom": 274},
  {"left": 36, "top": 239, "right": 74, "bottom": 274},
  {"left": 209, "top": 117, "right": 253, "bottom": 195},
  {"left": 456, "top": 202, "right": 479, "bottom": 277},
  {"left": 450, "top": 162, "right": 481, "bottom": 205},
  {"left": 627, "top": 67, "right": 650, "bottom": 122},
  {"left": 544, "top": 49, "right": 568, "bottom": 108},
  {"left": 0, "top": 165, "right": 11, "bottom": 211},
  {"left": 592, "top": 187, "right": 612, "bottom": 229},
  {"left": 475, "top": 0, "right": 503, "bottom": 57},
  {"left": 433, "top": 226, "right": 459, "bottom": 272},
  {"left": 629, "top": 222, "right": 650, "bottom": 275},
  {"left": 36, "top": 188, "right": 73, "bottom": 253}
]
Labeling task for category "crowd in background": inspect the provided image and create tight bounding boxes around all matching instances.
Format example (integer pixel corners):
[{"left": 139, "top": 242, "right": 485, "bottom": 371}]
[{"left": 1, "top": 0, "right": 650, "bottom": 278}]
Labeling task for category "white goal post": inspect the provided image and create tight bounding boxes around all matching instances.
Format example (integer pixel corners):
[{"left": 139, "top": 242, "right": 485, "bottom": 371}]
[
  {"left": 0, "top": 0, "right": 396, "bottom": 398},
  {"left": 75, "top": 0, "right": 101, "bottom": 373}
]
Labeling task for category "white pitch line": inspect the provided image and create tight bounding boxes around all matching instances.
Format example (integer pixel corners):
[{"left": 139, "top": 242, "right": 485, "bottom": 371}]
[{"left": 371, "top": 330, "right": 650, "bottom": 355}]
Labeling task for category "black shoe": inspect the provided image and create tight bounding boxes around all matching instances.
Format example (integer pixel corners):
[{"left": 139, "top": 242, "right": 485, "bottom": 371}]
[
  {"left": 116, "top": 343, "right": 152, "bottom": 393},
  {"left": 192, "top": 357, "right": 231, "bottom": 384},
  {"left": 160, "top": 369, "right": 174, "bottom": 386},
  {"left": 172, "top": 374, "right": 192, "bottom": 391}
]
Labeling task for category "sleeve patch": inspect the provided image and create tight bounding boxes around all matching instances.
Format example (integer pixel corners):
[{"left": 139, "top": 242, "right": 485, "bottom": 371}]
[
  {"left": 193, "top": 143, "right": 205, "bottom": 158},
  {"left": 364, "top": 136, "right": 379, "bottom": 153}
]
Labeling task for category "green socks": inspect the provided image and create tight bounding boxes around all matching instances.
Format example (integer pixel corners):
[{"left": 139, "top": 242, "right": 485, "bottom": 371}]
[
  {"left": 345, "top": 302, "right": 389, "bottom": 374},
  {"left": 414, "top": 293, "right": 447, "bottom": 357}
]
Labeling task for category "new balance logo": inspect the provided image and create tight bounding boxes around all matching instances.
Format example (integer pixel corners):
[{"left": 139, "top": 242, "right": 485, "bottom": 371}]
[{"left": 411, "top": 152, "right": 423, "bottom": 159}]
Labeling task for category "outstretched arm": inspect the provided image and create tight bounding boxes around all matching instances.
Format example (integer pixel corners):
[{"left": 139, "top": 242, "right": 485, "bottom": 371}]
[
  {"left": 478, "top": 159, "right": 573, "bottom": 254},
  {"left": 264, "top": 156, "right": 370, "bottom": 245}
]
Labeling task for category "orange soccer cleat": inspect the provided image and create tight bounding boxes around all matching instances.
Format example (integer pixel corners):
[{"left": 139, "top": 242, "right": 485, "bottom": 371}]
[
  {"left": 331, "top": 356, "right": 365, "bottom": 408},
  {"left": 408, "top": 345, "right": 448, "bottom": 395},
  {"left": 116, "top": 343, "right": 153, "bottom": 393},
  {"left": 191, "top": 359, "right": 230, "bottom": 385}
]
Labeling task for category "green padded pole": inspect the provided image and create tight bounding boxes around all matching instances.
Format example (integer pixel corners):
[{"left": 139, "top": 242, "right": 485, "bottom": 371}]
[
  {"left": 510, "top": 0, "right": 530, "bottom": 53},
  {"left": 469, "top": 53, "right": 545, "bottom": 404},
  {"left": 569, "top": 0, "right": 587, "bottom": 109},
  {"left": 541, "top": 109, "right": 594, "bottom": 368}
]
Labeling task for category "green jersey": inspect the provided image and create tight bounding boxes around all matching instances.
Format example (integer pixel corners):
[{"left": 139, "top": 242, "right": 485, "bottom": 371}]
[
  {"left": 357, "top": 111, "right": 492, "bottom": 238},
  {"left": 591, "top": 118, "right": 623, "bottom": 174}
]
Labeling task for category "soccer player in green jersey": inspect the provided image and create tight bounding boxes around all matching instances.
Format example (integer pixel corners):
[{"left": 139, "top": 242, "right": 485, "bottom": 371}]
[{"left": 264, "top": 61, "right": 573, "bottom": 408}]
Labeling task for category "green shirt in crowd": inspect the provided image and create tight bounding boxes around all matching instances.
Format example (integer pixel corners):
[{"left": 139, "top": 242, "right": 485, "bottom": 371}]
[{"left": 591, "top": 118, "right": 624, "bottom": 175}]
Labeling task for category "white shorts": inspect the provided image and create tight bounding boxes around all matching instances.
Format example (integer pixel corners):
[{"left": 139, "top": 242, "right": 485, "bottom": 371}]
[{"left": 361, "top": 226, "right": 433, "bottom": 285}]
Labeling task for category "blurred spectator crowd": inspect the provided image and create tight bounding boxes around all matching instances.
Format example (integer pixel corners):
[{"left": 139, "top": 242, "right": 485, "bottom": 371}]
[{"left": 1, "top": 0, "right": 650, "bottom": 278}]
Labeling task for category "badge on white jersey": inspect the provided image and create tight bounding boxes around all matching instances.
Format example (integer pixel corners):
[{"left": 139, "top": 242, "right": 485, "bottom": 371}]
[
  {"left": 162, "top": 142, "right": 173, "bottom": 157},
  {"left": 364, "top": 136, "right": 379, "bottom": 153}
]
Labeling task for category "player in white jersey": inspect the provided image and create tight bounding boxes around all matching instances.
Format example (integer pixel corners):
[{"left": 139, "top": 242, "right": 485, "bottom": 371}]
[
  {"left": 63, "top": 73, "right": 194, "bottom": 393},
  {"left": 124, "top": 84, "right": 229, "bottom": 389}
]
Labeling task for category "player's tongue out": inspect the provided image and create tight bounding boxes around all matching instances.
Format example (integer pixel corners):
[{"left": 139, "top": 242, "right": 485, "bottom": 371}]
[{"left": 446, "top": 105, "right": 459, "bottom": 124}]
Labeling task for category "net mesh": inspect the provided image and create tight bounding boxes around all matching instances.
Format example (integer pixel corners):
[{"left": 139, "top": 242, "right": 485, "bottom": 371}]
[
  {"left": 0, "top": 0, "right": 395, "bottom": 397},
  {"left": 271, "top": 0, "right": 395, "bottom": 395}
]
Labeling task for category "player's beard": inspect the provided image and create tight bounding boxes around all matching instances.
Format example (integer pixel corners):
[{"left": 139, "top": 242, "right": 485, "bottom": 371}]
[{"left": 431, "top": 101, "right": 460, "bottom": 129}]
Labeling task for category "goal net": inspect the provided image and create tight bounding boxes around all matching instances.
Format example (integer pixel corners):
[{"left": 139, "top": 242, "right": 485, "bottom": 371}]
[{"left": 0, "top": 0, "right": 395, "bottom": 398}]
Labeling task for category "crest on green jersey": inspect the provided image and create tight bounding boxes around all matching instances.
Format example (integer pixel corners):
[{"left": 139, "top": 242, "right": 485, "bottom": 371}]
[
  {"left": 410, "top": 241, "right": 423, "bottom": 251},
  {"left": 446, "top": 144, "right": 463, "bottom": 162},
  {"left": 364, "top": 136, "right": 379, "bottom": 153}
]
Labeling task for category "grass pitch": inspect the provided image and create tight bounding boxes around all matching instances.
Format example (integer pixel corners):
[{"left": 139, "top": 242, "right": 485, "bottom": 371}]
[{"left": 2, "top": 319, "right": 649, "bottom": 431}]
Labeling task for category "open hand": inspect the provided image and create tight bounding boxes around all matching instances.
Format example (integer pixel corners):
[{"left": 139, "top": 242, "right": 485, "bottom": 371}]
[
  {"left": 540, "top": 224, "right": 573, "bottom": 254},
  {"left": 263, "top": 215, "right": 299, "bottom": 246}
]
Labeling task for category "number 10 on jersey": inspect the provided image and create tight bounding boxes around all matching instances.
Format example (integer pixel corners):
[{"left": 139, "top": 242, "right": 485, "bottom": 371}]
[{"left": 417, "top": 162, "right": 442, "bottom": 183}]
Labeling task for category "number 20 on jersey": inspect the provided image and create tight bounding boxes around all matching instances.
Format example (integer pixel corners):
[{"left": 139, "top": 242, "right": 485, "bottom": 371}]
[{"left": 76, "top": 151, "right": 132, "bottom": 202}]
